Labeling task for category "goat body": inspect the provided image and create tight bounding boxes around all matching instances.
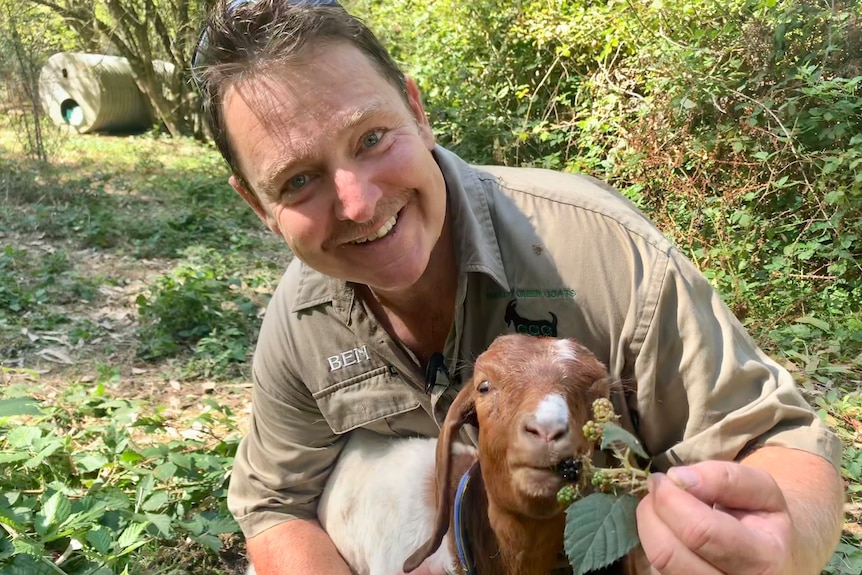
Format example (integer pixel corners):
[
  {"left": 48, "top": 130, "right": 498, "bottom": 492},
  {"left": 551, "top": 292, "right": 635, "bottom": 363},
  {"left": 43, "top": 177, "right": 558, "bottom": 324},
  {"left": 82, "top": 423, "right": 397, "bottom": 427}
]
[{"left": 317, "top": 335, "right": 634, "bottom": 575}]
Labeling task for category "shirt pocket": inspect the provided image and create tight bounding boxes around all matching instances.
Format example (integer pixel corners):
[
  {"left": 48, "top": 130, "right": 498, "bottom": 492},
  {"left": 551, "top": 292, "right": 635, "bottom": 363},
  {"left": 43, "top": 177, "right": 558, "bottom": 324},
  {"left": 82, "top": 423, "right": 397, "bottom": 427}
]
[{"left": 312, "top": 366, "right": 423, "bottom": 434}]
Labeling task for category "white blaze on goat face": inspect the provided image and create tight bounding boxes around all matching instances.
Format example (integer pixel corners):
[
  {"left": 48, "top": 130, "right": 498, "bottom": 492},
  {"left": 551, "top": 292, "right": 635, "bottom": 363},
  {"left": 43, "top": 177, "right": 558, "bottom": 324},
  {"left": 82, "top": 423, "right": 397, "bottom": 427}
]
[
  {"left": 552, "top": 338, "right": 578, "bottom": 364},
  {"left": 533, "top": 393, "right": 570, "bottom": 430}
]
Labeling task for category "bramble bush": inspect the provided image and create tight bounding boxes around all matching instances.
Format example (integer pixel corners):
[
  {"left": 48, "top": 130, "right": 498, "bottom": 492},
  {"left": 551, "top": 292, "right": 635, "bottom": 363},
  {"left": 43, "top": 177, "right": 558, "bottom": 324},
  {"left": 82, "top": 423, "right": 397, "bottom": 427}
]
[
  {"left": 353, "top": 0, "right": 861, "bottom": 368},
  {"left": 0, "top": 381, "right": 242, "bottom": 574},
  {"left": 135, "top": 246, "right": 262, "bottom": 375}
]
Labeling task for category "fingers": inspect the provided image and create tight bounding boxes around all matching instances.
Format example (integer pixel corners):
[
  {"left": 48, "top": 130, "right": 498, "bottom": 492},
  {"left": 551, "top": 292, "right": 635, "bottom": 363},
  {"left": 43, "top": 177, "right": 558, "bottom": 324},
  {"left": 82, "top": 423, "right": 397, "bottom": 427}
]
[
  {"left": 636, "top": 461, "right": 797, "bottom": 575},
  {"left": 665, "top": 461, "right": 787, "bottom": 513},
  {"left": 636, "top": 490, "right": 725, "bottom": 575}
]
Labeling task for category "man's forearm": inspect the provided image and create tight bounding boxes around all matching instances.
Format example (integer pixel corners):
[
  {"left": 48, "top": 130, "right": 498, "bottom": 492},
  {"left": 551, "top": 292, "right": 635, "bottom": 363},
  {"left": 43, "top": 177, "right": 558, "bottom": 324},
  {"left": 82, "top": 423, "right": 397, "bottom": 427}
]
[
  {"left": 741, "top": 445, "right": 844, "bottom": 574},
  {"left": 247, "top": 518, "right": 352, "bottom": 575}
]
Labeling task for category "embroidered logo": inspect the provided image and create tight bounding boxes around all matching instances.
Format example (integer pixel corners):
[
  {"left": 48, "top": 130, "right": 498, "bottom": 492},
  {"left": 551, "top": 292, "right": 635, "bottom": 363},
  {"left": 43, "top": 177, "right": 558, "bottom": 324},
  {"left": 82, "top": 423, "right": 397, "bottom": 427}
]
[
  {"left": 327, "top": 345, "right": 371, "bottom": 371},
  {"left": 505, "top": 299, "right": 558, "bottom": 337}
]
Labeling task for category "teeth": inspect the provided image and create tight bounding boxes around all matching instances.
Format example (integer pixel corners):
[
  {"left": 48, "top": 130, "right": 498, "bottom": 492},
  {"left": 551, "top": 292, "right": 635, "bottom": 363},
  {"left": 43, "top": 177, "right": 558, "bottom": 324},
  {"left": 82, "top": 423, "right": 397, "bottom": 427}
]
[{"left": 354, "top": 215, "right": 397, "bottom": 244}]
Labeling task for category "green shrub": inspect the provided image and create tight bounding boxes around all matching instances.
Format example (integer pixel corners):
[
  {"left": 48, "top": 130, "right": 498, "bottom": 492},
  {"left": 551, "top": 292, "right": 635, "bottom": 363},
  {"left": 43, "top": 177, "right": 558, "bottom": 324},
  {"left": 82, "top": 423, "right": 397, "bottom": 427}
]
[
  {"left": 136, "top": 247, "right": 260, "bottom": 369},
  {"left": 0, "top": 383, "right": 241, "bottom": 575}
]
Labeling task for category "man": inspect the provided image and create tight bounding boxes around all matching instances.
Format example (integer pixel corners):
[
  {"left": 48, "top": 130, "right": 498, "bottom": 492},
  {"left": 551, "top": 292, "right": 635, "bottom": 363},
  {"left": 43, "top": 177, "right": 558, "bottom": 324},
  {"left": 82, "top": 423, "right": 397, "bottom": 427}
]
[{"left": 193, "top": 1, "right": 844, "bottom": 573}]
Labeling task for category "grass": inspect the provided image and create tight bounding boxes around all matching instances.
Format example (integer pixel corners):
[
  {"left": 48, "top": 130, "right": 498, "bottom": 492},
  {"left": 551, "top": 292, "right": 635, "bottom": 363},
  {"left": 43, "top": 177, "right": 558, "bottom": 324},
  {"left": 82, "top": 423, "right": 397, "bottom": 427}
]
[{"left": 0, "top": 118, "right": 860, "bottom": 574}]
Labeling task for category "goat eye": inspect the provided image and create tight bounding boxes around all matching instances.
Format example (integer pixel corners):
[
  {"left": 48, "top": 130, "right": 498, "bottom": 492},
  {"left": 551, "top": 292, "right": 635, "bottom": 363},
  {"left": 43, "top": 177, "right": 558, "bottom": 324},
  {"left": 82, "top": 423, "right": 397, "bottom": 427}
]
[{"left": 477, "top": 380, "right": 491, "bottom": 393}]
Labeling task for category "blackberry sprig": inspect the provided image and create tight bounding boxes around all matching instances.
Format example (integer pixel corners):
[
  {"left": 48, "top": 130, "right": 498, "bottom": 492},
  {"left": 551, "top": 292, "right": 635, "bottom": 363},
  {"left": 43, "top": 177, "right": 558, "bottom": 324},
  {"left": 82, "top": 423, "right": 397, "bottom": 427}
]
[{"left": 555, "top": 398, "right": 650, "bottom": 508}]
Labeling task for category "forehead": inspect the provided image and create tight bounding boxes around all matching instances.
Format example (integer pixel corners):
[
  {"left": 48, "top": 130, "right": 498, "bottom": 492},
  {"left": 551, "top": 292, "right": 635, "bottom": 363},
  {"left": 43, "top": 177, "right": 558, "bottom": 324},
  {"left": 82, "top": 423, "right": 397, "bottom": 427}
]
[
  {"left": 221, "top": 42, "right": 406, "bottom": 182},
  {"left": 476, "top": 337, "right": 579, "bottom": 378}
]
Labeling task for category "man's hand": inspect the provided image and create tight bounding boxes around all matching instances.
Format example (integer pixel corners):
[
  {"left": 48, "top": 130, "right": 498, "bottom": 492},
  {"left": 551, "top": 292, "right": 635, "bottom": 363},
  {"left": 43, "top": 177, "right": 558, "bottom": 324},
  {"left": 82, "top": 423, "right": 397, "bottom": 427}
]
[{"left": 636, "top": 447, "right": 843, "bottom": 575}]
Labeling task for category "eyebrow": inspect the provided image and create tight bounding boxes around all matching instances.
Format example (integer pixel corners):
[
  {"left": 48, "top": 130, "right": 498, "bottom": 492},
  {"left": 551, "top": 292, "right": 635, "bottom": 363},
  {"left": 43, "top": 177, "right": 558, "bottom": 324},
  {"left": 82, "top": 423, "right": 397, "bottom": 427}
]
[{"left": 256, "top": 98, "right": 394, "bottom": 200}]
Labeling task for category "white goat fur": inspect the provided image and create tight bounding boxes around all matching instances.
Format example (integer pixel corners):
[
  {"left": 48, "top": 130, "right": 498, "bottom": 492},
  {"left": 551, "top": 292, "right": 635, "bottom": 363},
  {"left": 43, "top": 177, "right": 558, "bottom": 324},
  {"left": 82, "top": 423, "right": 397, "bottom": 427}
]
[{"left": 318, "top": 430, "right": 476, "bottom": 575}]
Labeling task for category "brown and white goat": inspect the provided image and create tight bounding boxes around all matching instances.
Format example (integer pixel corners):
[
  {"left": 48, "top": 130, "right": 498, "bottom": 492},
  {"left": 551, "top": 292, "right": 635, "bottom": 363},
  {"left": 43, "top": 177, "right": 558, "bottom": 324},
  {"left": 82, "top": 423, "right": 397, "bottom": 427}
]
[{"left": 314, "top": 334, "right": 636, "bottom": 575}]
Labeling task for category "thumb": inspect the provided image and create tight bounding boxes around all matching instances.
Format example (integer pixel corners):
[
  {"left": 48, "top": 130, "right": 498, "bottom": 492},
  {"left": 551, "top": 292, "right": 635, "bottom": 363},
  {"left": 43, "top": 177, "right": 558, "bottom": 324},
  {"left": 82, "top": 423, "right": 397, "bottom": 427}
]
[{"left": 666, "top": 461, "right": 787, "bottom": 513}]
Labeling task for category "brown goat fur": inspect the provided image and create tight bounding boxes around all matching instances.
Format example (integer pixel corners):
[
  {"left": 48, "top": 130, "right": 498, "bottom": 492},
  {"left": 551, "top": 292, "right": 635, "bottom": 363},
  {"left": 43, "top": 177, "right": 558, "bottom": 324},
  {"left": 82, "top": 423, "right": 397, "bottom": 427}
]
[{"left": 405, "top": 334, "right": 635, "bottom": 575}]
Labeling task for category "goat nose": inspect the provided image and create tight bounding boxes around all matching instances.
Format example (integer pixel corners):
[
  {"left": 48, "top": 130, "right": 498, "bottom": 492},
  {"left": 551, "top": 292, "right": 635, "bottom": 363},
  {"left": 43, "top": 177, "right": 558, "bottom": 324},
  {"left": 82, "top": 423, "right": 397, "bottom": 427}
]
[{"left": 522, "top": 415, "right": 571, "bottom": 444}]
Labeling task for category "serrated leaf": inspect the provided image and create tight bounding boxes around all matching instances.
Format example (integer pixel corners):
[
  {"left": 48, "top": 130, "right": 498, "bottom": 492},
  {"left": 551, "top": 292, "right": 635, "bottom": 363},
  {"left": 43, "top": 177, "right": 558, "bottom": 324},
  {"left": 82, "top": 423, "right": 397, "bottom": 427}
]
[
  {"left": 153, "top": 461, "right": 178, "bottom": 482},
  {"left": 141, "top": 490, "right": 170, "bottom": 512},
  {"left": 41, "top": 491, "right": 72, "bottom": 526},
  {"left": 0, "top": 452, "right": 30, "bottom": 464},
  {"left": 12, "top": 536, "right": 43, "bottom": 558},
  {"left": 117, "top": 521, "right": 149, "bottom": 550},
  {"left": 191, "top": 533, "right": 223, "bottom": 552},
  {"left": 135, "top": 474, "right": 155, "bottom": 511},
  {"left": 76, "top": 453, "right": 110, "bottom": 473},
  {"left": 6, "top": 426, "right": 41, "bottom": 449},
  {"left": 0, "top": 397, "right": 42, "bottom": 416},
  {"left": 564, "top": 492, "right": 640, "bottom": 575},
  {"left": 86, "top": 526, "right": 114, "bottom": 554},
  {"left": 145, "top": 513, "right": 174, "bottom": 537},
  {"left": 24, "top": 440, "right": 64, "bottom": 469},
  {"left": 600, "top": 423, "right": 649, "bottom": 459},
  {"left": 202, "top": 514, "right": 240, "bottom": 535}
]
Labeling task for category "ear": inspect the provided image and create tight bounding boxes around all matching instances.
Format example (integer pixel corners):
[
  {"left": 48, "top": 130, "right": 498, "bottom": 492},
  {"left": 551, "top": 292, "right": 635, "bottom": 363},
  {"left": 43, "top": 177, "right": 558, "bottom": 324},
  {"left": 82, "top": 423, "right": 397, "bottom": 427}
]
[
  {"left": 589, "top": 377, "right": 612, "bottom": 406},
  {"left": 404, "top": 76, "right": 435, "bottom": 150},
  {"left": 229, "top": 174, "right": 280, "bottom": 235},
  {"left": 403, "top": 383, "right": 476, "bottom": 573}
]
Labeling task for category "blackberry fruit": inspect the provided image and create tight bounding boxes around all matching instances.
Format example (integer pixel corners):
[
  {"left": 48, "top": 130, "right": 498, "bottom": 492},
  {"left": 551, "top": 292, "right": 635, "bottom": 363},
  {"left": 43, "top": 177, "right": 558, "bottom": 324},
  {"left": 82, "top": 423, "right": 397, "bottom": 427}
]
[{"left": 556, "top": 458, "right": 581, "bottom": 482}]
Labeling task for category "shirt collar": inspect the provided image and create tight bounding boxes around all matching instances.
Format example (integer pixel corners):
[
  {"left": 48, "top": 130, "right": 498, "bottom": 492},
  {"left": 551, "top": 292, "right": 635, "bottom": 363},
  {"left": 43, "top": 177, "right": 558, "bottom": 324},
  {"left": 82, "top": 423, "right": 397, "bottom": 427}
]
[{"left": 291, "top": 145, "right": 509, "bottom": 316}]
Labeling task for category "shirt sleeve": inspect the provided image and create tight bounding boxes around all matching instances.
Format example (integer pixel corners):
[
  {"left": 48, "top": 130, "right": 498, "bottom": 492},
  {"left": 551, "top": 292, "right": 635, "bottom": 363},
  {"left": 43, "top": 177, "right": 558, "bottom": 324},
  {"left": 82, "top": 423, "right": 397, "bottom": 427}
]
[
  {"left": 227, "top": 345, "right": 345, "bottom": 539},
  {"left": 632, "top": 246, "right": 842, "bottom": 471}
]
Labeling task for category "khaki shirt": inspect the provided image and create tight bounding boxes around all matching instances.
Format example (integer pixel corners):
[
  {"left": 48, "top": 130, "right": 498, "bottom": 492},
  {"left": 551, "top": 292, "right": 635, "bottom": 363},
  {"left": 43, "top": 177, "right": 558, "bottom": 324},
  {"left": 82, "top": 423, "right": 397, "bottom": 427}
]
[{"left": 228, "top": 146, "right": 842, "bottom": 539}]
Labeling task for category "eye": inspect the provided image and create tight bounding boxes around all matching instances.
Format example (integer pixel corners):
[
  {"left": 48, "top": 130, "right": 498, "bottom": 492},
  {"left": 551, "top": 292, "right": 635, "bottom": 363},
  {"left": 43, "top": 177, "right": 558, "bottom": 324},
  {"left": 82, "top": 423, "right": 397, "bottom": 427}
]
[
  {"left": 477, "top": 380, "right": 491, "bottom": 394},
  {"left": 286, "top": 174, "right": 308, "bottom": 191},
  {"left": 361, "top": 130, "right": 382, "bottom": 149}
]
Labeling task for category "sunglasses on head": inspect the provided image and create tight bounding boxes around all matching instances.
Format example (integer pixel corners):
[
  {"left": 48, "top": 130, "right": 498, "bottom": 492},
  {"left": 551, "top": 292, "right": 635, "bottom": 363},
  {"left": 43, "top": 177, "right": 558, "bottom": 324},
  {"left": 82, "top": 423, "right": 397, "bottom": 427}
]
[{"left": 192, "top": 0, "right": 342, "bottom": 82}]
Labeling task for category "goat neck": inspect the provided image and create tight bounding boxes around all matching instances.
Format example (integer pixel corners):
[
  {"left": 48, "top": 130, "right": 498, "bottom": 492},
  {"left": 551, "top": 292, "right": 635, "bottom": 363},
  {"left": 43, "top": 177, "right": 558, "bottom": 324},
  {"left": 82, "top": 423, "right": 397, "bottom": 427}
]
[{"left": 463, "top": 466, "right": 566, "bottom": 575}]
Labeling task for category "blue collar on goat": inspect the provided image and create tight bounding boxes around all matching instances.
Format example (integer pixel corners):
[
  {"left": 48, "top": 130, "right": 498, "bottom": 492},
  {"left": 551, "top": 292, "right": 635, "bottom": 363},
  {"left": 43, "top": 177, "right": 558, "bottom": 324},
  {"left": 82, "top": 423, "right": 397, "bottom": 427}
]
[{"left": 454, "top": 461, "right": 480, "bottom": 575}]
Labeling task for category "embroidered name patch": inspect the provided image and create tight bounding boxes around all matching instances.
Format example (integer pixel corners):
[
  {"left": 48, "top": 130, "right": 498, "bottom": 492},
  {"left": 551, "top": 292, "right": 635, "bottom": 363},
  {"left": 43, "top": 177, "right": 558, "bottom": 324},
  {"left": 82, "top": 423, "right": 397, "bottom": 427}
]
[{"left": 327, "top": 345, "right": 371, "bottom": 372}]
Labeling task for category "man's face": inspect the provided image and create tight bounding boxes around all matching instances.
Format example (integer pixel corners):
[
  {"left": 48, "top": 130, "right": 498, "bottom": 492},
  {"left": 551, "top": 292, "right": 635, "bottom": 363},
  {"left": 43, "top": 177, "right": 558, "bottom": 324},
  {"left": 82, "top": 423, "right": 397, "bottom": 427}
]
[{"left": 223, "top": 42, "right": 447, "bottom": 294}]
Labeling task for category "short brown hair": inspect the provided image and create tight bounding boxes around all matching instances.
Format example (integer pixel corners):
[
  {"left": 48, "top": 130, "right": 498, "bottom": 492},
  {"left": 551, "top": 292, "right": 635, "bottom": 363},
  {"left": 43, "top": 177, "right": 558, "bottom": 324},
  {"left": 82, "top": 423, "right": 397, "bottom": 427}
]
[{"left": 194, "top": 0, "right": 407, "bottom": 187}]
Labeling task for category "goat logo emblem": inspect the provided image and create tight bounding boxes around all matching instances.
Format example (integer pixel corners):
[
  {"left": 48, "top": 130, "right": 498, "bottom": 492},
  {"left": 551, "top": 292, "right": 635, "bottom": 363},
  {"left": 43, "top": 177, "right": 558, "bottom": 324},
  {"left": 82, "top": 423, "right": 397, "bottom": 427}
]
[{"left": 504, "top": 300, "right": 558, "bottom": 337}]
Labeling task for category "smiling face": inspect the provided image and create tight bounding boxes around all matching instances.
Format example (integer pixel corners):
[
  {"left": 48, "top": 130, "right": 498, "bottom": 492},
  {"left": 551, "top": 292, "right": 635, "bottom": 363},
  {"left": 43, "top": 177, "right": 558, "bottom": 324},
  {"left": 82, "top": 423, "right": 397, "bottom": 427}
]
[{"left": 222, "top": 42, "right": 447, "bottom": 293}]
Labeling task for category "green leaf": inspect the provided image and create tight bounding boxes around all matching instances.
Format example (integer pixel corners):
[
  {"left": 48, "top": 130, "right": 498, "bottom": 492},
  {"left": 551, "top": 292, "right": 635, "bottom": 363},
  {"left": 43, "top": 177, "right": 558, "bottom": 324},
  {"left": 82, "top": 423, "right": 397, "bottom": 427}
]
[
  {"left": 76, "top": 453, "right": 110, "bottom": 473},
  {"left": 117, "top": 521, "right": 149, "bottom": 551},
  {"left": 7, "top": 426, "right": 42, "bottom": 449},
  {"left": 145, "top": 513, "right": 174, "bottom": 537},
  {"left": 41, "top": 491, "right": 72, "bottom": 526},
  {"left": 0, "top": 397, "right": 42, "bottom": 417},
  {"left": 135, "top": 474, "right": 156, "bottom": 511},
  {"left": 795, "top": 316, "right": 830, "bottom": 332},
  {"left": 86, "top": 526, "right": 114, "bottom": 554},
  {"left": 35, "top": 492, "right": 72, "bottom": 536},
  {"left": 600, "top": 423, "right": 649, "bottom": 459},
  {"left": 191, "top": 532, "right": 223, "bottom": 552},
  {"left": 141, "top": 491, "right": 170, "bottom": 512},
  {"left": 153, "top": 461, "right": 178, "bottom": 482},
  {"left": 564, "top": 492, "right": 640, "bottom": 575}
]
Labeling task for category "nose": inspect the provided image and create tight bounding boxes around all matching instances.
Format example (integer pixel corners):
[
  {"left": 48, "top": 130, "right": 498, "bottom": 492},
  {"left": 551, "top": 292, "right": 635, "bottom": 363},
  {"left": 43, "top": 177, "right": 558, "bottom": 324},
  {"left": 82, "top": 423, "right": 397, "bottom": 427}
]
[
  {"left": 522, "top": 415, "right": 571, "bottom": 444},
  {"left": 520, "top": 394, "right": 572, "bottom": 448},
  {"left": 333, "top": 167, "right": 381, "bottom": 223}
]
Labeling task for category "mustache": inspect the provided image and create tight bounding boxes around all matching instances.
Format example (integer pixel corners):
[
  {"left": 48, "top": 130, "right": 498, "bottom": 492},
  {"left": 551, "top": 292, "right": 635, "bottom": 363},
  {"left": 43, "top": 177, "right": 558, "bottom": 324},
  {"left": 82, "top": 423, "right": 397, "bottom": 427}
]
[{"left": 328, "top": 204, "right": 404, "bottom": 246}]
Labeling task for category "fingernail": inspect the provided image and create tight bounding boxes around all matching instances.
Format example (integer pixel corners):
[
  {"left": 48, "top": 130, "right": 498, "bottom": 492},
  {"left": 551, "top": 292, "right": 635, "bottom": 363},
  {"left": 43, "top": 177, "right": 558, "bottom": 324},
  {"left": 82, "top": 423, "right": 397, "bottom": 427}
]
[
  {"left": 667, "top": 466, "right": 698, "bottom": 489},
  {"left": 646, "top": 472, "right": 664, "bottom": 494}
]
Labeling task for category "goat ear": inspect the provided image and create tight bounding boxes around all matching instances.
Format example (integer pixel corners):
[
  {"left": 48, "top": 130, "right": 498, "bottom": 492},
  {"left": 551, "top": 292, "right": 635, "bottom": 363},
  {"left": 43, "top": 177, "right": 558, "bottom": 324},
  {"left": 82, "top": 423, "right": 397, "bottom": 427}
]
[
  {"left": 403, "top": 383, "right": 476, "bottom": 573},
  {"left": 589, "top": 377, "right": 612, "bottom": 402}
]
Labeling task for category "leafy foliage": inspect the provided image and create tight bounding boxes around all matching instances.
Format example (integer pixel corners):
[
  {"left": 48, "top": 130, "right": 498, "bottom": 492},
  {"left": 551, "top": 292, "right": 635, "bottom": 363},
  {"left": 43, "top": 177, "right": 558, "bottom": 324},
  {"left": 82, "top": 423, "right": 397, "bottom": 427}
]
[
  {"left": 136, "top": 246, "right": 261, "bottom": 373},
  {"left": 564, "top": 493, "right": 640, "bottom": 575},
  {"left": 0, "top": 382, "right": 242, "bottom": 574}
]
